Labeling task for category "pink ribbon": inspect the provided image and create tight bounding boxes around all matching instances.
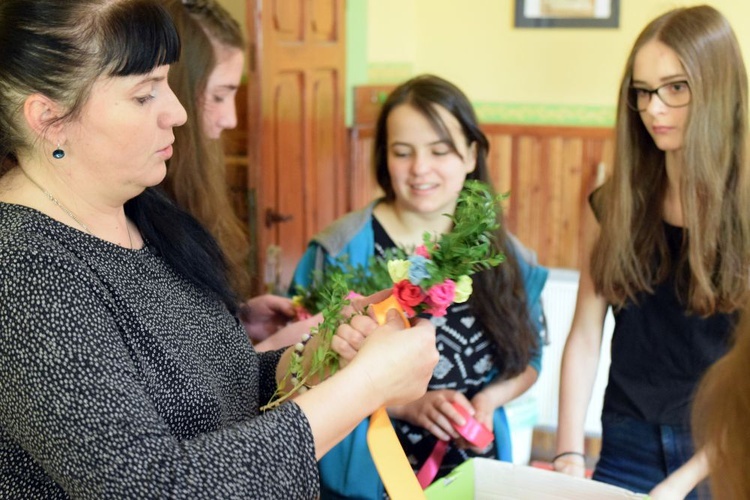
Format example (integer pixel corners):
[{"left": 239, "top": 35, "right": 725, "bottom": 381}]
[
  {"left": 415, "top": 402, "right": 494, "bottom": 489},
  {"left": 416, "top": 440, "right": 449, "bottom": 488},
  {"left": 451, "top": 402, "right": 493, "bottom": 449}
]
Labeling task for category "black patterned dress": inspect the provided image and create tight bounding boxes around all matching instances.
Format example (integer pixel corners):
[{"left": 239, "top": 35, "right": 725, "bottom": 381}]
[{"left": 0, "top": 203, "right": 319, "bottom": 498}]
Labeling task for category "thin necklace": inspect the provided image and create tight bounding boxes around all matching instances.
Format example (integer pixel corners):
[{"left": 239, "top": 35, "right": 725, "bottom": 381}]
[{"left": 22, "top": 170, "right": 134, "bottom": 249}]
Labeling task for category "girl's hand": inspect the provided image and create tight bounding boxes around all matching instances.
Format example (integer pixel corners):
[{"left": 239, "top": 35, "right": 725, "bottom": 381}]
[
  {"left": 454, "top": 392, "right": 494, "bottom": 452},
  {"left": 649, "top": 480, "right": 688, "bottom": 500},
  {"left": 469, "top": 392, "right": 494, "bottom": 433},
  {"left": 331, "top": 313, "right": 378, "bottom": 365},
  {"left": 239, "top": 294, "right": 296, "bottom": 342},
  {"left": 331, "top": 289, "right": 392, "bottom": 367},
  {"left": 389, "top": 390, "right": 474, "bottom": 441},
  {"left": 552, "top": 453, "right": 587, "bottom": 477},
  {"left": 253, "top": 313, "right": 322, "bottom": 352}
]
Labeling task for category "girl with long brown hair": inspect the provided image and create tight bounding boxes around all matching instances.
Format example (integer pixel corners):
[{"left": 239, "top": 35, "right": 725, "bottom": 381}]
[
  {"left": 693, "top": 306, "right": 750, "bottom": 499},
  {"left": 161, "top": 0, "right": 301, "bottom": 345},
  {"left": 161, "top": 0, "right": 250, "bottom": 296},
  {"left": 555, "top": 5, "right": 750, "bottom": 498}
]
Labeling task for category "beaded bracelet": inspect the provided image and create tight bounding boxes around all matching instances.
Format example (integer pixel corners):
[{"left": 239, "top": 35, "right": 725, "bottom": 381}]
[
  {"left": 290, "top": 332, "right": 314, "bottom": 393},
  {"left": 552, "top": 451, "right": 586, "bottom": 463}
]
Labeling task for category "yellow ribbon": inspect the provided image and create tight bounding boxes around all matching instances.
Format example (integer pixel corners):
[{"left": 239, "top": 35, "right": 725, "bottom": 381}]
[{"left": 368, "top": 295, "right": 426, "bottom": 499}]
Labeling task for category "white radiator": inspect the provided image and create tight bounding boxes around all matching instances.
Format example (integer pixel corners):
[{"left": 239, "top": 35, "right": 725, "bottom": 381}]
[
  {"left": 505, "top": 268, "right": 614, "bottom": 463},
  {"left": 533, "top": 268, "right": 615, "bottom": 435}
]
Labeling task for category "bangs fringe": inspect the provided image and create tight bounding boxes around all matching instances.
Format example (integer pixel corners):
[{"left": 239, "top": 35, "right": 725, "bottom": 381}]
[{"left": 103, "top": 0, "right": 180, "bottom": 76}]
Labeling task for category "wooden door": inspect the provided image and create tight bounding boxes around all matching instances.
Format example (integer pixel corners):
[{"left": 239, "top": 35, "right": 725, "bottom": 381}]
[{"left": 246, "top": 0, "right": 346, "bottom": 294}]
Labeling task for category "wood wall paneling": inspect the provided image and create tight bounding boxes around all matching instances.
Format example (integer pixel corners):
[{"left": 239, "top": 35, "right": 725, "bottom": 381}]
[
  {"left": 346, "top": 123, "right": 614, "bottom": 270},
  {"left": 353, "top": 85, "right": 396, "bottom": 126}
]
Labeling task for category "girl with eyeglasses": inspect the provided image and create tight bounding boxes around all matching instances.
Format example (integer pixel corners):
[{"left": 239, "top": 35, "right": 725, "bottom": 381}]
[{"left": 554, "top": 5, "right": 750, "bottom": 499}]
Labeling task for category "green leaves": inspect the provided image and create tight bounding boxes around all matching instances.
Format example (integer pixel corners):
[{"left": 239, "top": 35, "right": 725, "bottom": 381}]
[{"left": 262, "top": 271, "right": 352, "bottom": 410}]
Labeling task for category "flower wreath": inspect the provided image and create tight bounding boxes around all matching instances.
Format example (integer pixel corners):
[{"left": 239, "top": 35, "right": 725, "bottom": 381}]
[{"left": 263, "top": 180, "right": 506, "bottom": 409}]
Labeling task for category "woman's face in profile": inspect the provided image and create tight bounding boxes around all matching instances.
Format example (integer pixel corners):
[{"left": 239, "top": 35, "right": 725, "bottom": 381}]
[
  {"left": 201, "top": 45, "right": 244, "bottom": 139},
  {"left": 66, "top": 64, "right": 187, "bottom": 197}
]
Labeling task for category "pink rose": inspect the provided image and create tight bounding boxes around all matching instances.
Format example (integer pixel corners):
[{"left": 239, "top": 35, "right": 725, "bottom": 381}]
[
  {"left": 415, "top": 245, "right": 430, "bottom": 258},
  {"left": 424, "top": 280, "right": 455, "bottom": 317},
  {"left": 295, "top": 306, "right": 312, "bottom": 321},
  {"left": 424, "top": 302, "right": 448, "bottom": 317},
  {"left": 393, "top": 280, "right": 426, "bottom": 317}
]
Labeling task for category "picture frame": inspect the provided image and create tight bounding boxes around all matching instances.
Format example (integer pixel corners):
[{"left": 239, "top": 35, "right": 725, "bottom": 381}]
[{"left": 515, "top": 0, "right": 620, "bottom": 29}]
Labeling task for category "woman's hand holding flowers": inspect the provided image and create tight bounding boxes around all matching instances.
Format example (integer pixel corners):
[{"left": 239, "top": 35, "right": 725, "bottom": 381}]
[{"left": 345, "top": 310, "right": 438, "bottom": 408}]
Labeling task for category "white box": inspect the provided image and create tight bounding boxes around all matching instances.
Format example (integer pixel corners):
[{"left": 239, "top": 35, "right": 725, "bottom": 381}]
[{"left": 425, "top": 458, "right": 646, "bottom": 499}]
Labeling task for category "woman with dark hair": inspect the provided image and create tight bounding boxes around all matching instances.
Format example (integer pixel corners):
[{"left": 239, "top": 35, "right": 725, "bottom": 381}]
[
  {"left": 555, "top": 5, "right": 750, "bottom": 499},
  {"left": 291, "top": 74, "right": 548, "bottom": 498},
  {"left": 0, "top": 1, "right": 438, "bottom": 497}
]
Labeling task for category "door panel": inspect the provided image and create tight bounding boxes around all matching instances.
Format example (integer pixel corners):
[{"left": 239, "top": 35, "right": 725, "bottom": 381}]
[
  {"left": 270, "top": 72, "right": 305, "bottom": 283},
  {"left": 310, "top": 69, "right": 342, "bottom": 236},
  {"left": 247, "top": 0, "right": 346, "bottom": 293}
]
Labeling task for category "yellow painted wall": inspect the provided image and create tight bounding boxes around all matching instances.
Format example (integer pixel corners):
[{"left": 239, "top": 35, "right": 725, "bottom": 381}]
[
  {"left": 217, "top": 0, "right": 245, "bottom": 35},
  {"left": 367, "top": 1, "right": 750, "bottom": 108},
  {"left": 214, "top": 1, "right": 750, "bottom": 123}
]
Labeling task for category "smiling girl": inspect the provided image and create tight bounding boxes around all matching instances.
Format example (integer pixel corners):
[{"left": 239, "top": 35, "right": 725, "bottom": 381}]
[{"left": 291, "top": 74, "right": 548, "bottom": 498}]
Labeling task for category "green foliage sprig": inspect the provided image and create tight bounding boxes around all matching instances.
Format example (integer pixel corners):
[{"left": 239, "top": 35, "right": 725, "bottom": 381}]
[
  {"left": 261, "top": 271, "right": 353, "bottom": 410},
  {"left": 416, "top": 179, "right": 506, "bottom": 287}
]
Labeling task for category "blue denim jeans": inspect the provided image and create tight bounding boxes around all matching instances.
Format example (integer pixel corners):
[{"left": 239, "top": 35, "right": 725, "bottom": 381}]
[{"left": 592, "top": 413, "right": 709, "bottom": 499}]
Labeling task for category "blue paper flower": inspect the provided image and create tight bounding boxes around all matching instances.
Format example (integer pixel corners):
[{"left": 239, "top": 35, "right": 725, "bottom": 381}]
[{"left": 407, "top": 255, "right": 430, "bottom": 285}]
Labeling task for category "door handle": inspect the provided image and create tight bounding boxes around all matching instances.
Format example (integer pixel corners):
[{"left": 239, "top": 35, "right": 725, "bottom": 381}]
[{"left": 265, "top": 208, "right": 293, "bottom": 228}]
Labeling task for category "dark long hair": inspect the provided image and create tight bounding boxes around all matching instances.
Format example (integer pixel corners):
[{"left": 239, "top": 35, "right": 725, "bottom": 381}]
[
  {"left": 0, "top": 0, "right": 237, "bottom": 312},
  {"left": 126, "top": 189, "right": 237, "bottom": 313},
  {"left": 374, "top": 74, "right": 537, "bottom": 378}
]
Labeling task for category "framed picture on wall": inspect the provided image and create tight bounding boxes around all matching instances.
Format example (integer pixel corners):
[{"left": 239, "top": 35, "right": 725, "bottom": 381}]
[{"left": 515, "top": 0, "right": 620, "bottom": 28}]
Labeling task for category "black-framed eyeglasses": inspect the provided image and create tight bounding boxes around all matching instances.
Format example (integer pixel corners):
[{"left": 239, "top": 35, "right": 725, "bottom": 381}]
[{"left": 627, "top": 81, "right": 691, "bottom": 112}]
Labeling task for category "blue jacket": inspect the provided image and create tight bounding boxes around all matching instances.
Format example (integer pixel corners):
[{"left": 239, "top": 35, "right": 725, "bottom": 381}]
[{"left": 290, "top": 201, "right": 548, "bottom": 499}]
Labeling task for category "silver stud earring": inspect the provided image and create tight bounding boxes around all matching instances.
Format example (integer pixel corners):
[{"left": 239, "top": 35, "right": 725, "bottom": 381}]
[{"left": 52, "top": 144, "right": 65, "bottom": 159}]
